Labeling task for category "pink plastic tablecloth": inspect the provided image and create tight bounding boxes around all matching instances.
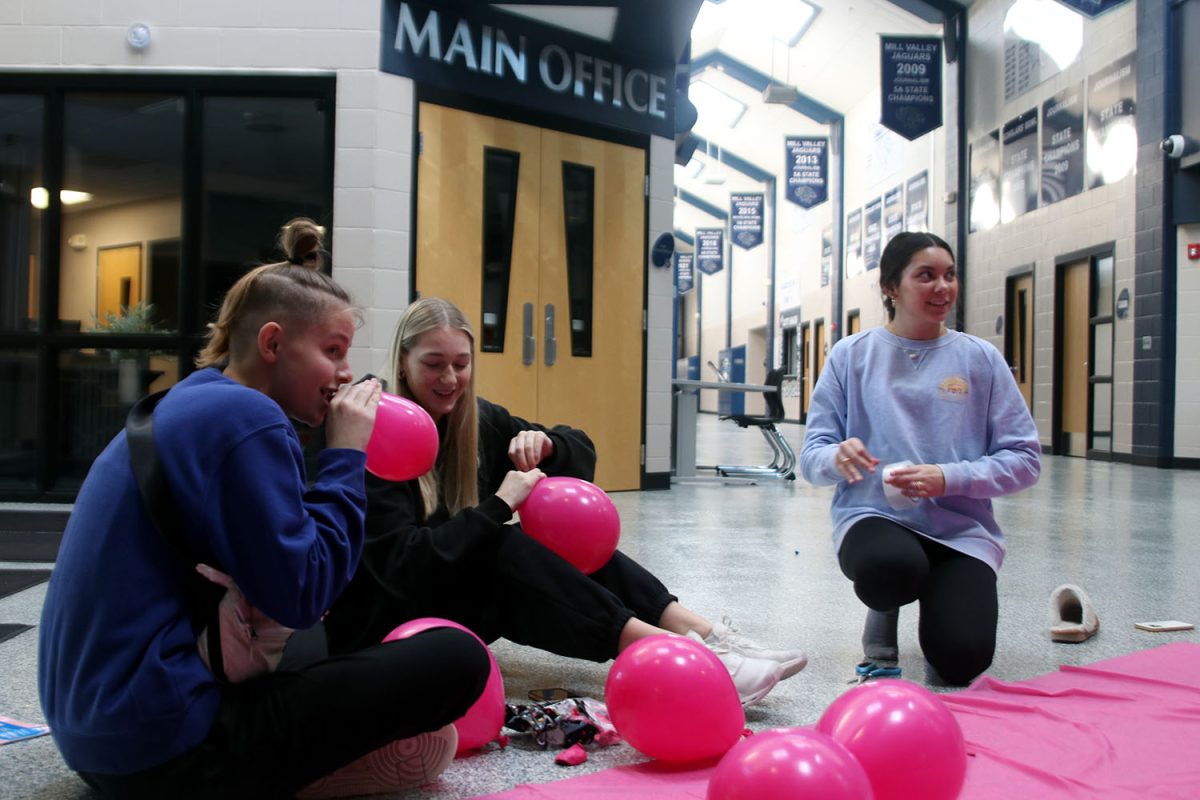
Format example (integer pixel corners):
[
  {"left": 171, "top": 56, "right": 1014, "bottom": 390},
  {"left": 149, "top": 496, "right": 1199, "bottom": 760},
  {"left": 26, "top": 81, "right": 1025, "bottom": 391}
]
[{"left": 474, "top": 643, "right": 1200, "bottom": 800}]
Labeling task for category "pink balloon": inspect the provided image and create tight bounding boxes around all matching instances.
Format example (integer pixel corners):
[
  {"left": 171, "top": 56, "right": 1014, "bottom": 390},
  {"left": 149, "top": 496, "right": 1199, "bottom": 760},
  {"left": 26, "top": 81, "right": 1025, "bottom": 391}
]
[
  {"left": 366, "top": 392, "right": 439, "bottom": 482},
  {"left": 518, "top": 477, "right": 620, "bottom": 574},
  {"left": 818, "top": 679, "right": 967, "bottom": 800},
  {"left": 707, "top": 727, "right": 875, "bottom": 800},
  {"left": 383, "top": 617, "right": 505, "bottom": 755},
  {"left": 605, "top": 634, "right": 744, "bottom": 762}
]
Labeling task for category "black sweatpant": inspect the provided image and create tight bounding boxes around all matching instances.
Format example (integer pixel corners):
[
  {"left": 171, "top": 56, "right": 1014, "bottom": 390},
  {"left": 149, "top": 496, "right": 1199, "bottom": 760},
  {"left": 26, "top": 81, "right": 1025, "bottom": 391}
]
[
  {"left": 79, "top": 628, "right": 488, "bottom": 800},
  {"left": 838, "top": 516, "right": 998, "bottom": 685},
  {"left": 366, "top": 524, "right": 678, "bottom": 663}
]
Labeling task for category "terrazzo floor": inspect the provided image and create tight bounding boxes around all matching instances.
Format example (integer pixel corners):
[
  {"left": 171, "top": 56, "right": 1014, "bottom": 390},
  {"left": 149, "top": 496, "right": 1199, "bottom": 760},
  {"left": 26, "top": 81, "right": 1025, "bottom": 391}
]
[{"left": 2, "top": 412, "right": 1197, "bottom": 798}]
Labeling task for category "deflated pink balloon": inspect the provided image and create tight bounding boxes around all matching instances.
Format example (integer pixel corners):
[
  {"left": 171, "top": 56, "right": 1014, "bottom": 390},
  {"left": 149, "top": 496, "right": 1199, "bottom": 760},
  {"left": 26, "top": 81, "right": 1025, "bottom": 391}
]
[
  {"left": 366, "top": 392, "right": 438, "bottom": 481},
  {"left": 605, "top": 634, "right": 744, "bottom": 762},
  {"left": 817, "top": 679, "right": 967, "bottom": 800},
  {"left": 518, "top": 477, "right": 619, "bottom": 574},
  {"left": 384, "top": 617, "right": 505, "bottom": 755},
  {"left": 707, "top": 727, "right": 874, "bottom": 800}
]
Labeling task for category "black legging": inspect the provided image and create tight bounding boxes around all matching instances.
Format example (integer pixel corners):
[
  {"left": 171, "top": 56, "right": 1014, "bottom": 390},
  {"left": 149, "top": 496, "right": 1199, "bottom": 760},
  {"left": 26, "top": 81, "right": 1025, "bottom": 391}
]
[
  {"left": 838, "top": 516, "right": 998, "bottom": 685},
  {"left": 79, "top": 628, "right": 488, "bottom": 800}
]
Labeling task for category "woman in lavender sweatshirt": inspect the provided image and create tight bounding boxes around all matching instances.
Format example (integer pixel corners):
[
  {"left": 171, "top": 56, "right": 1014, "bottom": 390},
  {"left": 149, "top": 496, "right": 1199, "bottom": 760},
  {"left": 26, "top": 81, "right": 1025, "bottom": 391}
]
[{"left": 800, "top": 232, "right": 1040, "bottom": 685}]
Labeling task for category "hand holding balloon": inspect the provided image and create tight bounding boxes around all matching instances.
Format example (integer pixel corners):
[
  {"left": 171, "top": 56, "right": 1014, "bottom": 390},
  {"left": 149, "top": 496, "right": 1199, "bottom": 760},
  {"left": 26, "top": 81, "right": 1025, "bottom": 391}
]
[
  {"left": 496, "top": 468, "right": 545, "bottom": 511},
  {"left": 518, "top": 477, "right": 619, "bottom": 574},
  {"left": 365, "top": 392, "right": 439, "bottom": 481}
]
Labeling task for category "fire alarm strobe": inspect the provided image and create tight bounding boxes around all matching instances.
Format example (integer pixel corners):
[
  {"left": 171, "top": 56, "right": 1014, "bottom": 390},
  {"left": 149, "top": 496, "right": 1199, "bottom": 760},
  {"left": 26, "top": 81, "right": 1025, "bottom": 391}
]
[{"left": 1188, "top": 243, "right": 1200, "bottom": 261}]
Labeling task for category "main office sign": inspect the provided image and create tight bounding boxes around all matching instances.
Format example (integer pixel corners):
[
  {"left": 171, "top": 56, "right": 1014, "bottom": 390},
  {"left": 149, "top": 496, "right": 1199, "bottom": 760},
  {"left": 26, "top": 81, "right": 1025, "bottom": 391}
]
[{"left": 382, "top": 0, "right": 675, "bottom": 138}]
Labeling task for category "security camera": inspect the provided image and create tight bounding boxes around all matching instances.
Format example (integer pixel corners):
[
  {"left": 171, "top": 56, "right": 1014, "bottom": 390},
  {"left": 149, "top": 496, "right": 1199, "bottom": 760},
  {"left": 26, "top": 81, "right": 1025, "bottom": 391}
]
[{"left": 1161, "top": 134, "right": 1198, "bottom": 159}]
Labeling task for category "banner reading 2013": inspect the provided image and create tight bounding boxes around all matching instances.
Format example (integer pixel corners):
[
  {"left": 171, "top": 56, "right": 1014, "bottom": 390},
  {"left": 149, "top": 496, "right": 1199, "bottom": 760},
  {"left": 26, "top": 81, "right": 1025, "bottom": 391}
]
[{"left": 784, "top": 137, "right": 828, "bottom": 208}]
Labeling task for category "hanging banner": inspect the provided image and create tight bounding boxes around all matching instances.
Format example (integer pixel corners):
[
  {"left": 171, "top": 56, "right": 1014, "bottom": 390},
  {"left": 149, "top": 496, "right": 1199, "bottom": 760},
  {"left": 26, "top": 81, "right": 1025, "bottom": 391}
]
[
  {"left": 783, "top": 136, "right": 828, "bottom": 208},
  {"left": 883, "top": 184, "right": 904, "bottom": 248},
  {"left": 969, "top": 130, "right": 1001, "bottom": 232},
  {"left": 906, "top": 171, "right": 929, "bottom": 232},
  {"left": 1001, "top": 109, "right": 1039, "bottom": 222},
  {"left": 1053, "top": 0, "right": 1130, "bottom": 17},
  {"left": 880, "top": 36, "right": 943, "bottom": 141},
  {"left": 695, "top": 228, "right": 724, "bottom": 275},
  {"left": 675, "top": 251, "right": 694, "bottom": 295},
  {"left": 863, "top": 198, "right": 883, "bottom": 272},
  {"left": 1041, "top": 83, "right": 1085, "bottom": 205},
  {"left": 1087, "top": 52, "right": 1137, "bottom": 189},
  {"left": 845, "top": 209, "right": 863, "bottom": 278},
  {"left": 820, "top": 226, "right": 833, "bottom": 288},
  {"left": 730, "top": 194, "right": 764, "bottom": 249}
]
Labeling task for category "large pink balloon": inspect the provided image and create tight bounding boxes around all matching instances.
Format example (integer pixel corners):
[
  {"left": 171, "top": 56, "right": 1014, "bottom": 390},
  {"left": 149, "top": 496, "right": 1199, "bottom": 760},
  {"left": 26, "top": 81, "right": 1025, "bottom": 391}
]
[
  {"left": 518, "top": 477, "right": 619, "bottom": 574},
  {"left": 605, "top": 634, "right": 744, "bottom": 762},
  {"left": 383, "top": 617, "right": 505, "bottom": 755},
  {"left": 818, "top": 679, "right": 967, "bottom": 800},
  {"left": 366, "top": 392, "right": 438, "bottom": 482},
  {"left": 707, "top": 727, "right": 875, "bottom": 800}
]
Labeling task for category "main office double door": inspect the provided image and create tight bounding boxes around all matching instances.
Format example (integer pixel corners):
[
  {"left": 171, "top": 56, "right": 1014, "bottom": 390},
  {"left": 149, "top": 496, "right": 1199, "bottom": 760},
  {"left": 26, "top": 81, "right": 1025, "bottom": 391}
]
[{"left": 416, "top": 103, "right": 646, "bottom": 490}]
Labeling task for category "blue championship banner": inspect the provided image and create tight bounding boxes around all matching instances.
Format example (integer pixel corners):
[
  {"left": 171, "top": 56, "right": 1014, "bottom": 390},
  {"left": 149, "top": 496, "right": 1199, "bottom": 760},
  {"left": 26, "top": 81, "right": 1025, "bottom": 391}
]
[
  {"left": 883, "top": 184, "right": 904, "bottom": 246},
  {"left": 1041, "top": 84, "right": 1084, "bottom": 205},
  {"left": 862, "top": 197, "right": 883, "bottom": 272},
  {"left": 906, "top": 171, "right": 928, "bottom": 232},
  {"left": 820, "top": 226, "right": 833, "bottom": 288},
  {"left": 730, "top": 194, "right": 764, "bottom": 249},
  {"left": 880, "top": 36, "right": 943, "bottom": 141},
  {"left": 696, "top": 228, "right": 724, "bottom": 276},
  {"left": 1001, "top": 109, "right": 1039, "bottom": 221},
  {"left": 675, "top": 251, "right": 694, "bottom": 294},
  {"left": 784, "top": 136, "right": 828, "bottom": 208},
  {"left": 1087, "top": 52, "right": 1136, "bottom": 189}
]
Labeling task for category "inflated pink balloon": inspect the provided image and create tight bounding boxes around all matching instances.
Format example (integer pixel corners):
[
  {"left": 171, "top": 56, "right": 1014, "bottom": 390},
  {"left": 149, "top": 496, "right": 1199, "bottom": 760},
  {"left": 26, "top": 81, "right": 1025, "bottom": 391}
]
[
  {"left": 707, "top": 727, "right": 875, "bottom": 800},
  {"left": 366, "top": 392, "right": 438, "bottom": 481},
  {"left": 518, "top": 477, "right": 620, "bottom": 574},
  {"left": 605, "top": 634, "right": 744, "bottom": 762},
  {"left": 384, "top": 617, "right": 505, "bottom": 755},
  {"left": 817, "top": 679, "right": 967, "bottom": 800}
]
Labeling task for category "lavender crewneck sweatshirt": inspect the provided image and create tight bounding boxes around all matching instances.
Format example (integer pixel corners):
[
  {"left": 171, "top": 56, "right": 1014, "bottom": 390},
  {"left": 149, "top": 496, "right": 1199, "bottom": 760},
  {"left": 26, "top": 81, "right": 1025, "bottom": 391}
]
[{"left": 800, "top": 327, "right": 1041, "bottom": 572}]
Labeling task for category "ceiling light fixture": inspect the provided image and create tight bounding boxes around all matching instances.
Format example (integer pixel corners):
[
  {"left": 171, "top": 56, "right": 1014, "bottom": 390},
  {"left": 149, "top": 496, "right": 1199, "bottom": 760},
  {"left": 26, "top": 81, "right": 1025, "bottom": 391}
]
[{"left": 30, "top": 188, "right": 93, "bottom": 209}]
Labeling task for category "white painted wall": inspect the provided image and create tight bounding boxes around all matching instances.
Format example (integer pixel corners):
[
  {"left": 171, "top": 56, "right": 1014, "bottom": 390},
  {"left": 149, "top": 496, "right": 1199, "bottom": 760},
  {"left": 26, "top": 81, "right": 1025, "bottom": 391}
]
[{"left": 1175, "top": 223, "right": 1200, "bottom": 457}]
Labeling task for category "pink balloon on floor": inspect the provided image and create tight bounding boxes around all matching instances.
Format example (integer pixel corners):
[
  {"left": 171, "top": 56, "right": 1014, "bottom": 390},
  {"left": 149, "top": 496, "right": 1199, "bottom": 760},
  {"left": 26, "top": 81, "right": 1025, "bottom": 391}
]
[
  {"left": 605, "top": 634, "right": 744, "bottom": 763},
  {"left": 365, "top": 392, "right": 438, "bottom": 481},
  {"left": 817, "top": 679, "right": 967, "bottom": 800},
  {"left": 383, "top": 617, "right": 505, "bottom": 755},
  {"left": 707, "top": 727, "right": 875, "bottom": 800},
  {"left": 518, "top": 476, "right": 620, "bottom": 574}
]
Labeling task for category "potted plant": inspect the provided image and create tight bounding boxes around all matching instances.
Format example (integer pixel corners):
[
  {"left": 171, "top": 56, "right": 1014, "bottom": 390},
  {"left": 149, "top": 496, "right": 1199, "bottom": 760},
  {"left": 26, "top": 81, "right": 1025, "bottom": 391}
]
[{"left": 94, "top": 302, "right": 164, "bottom": 403}]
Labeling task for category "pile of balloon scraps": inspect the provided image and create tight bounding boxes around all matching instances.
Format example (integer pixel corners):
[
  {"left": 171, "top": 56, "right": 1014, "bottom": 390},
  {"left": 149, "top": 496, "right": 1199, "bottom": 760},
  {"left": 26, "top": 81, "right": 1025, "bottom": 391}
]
[{"left": 503, "top": 697, "right": 621, "bottom": 752}]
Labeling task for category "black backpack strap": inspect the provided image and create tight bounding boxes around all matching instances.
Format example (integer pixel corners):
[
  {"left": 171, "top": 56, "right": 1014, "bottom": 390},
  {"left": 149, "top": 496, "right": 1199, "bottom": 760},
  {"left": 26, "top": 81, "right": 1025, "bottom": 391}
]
[{"left": 126, "top": 390, "right": 229, "bottom": 682}]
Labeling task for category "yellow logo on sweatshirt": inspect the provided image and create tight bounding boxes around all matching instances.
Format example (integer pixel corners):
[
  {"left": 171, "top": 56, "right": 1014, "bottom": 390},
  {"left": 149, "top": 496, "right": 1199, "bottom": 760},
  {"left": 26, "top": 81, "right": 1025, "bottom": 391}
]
[{"left": 938, "top": 376, "right": 969, "bottom": 401}]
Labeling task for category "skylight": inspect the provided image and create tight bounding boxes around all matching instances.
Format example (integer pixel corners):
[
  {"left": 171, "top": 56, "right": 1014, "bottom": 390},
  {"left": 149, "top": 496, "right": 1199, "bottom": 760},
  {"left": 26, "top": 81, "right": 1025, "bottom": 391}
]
[
  {"left": 689, "top": 79, "right": 747, "bottom": 129},
  {"left": 692, "top": 0, "right": 819, "bottom": 48}
]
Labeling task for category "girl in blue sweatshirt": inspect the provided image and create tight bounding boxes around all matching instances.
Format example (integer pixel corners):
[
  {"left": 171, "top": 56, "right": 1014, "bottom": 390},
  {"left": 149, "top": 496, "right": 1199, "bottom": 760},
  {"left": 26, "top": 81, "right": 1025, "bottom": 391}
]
[
  {"left": 800, "top": 232, "right": 1040, "bottom": 685},
  {"left": 39, "top": 221, "right": 488, "bottom": 798}
]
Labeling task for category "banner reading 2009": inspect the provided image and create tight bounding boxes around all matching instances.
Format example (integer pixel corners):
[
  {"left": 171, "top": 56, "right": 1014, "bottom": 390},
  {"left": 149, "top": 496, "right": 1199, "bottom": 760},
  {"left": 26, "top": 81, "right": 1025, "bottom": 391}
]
[{"left": 880, "top": 36, "right": 943, "bottom": 141}]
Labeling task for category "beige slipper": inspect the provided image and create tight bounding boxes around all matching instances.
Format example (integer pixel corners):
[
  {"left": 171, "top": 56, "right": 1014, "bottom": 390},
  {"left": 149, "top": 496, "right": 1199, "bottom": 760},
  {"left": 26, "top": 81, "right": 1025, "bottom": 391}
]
[{"left": 1049, "top": 584, "right": 1100, "bottom": 643}]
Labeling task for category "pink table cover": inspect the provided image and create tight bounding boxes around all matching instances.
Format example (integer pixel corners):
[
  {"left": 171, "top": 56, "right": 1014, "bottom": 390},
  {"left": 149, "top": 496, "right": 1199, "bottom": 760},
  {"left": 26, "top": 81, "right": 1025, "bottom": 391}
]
[{"left": 474, "top": 643, "right": 1200, "bottom": 799}]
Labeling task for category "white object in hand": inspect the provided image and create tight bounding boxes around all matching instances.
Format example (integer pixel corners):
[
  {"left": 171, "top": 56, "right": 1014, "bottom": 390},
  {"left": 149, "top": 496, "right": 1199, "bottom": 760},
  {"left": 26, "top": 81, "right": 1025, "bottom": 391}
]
[{"left": 881, "top": 460, "right": 920, "bottom": 510}]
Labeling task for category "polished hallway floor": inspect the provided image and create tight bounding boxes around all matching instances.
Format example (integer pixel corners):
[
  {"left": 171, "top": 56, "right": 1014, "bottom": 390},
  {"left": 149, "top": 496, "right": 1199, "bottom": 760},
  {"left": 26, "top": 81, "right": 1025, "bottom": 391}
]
[{"left": 3, "top": 413, "right": 1198, "bottom": 798}]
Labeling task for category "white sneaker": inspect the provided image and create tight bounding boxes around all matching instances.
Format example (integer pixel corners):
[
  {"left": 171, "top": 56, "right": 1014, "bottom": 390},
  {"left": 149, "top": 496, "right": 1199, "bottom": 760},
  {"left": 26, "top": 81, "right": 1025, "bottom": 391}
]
[
  {"left": 707, "top": 617, "right": 808, "bottom": 680},
  {"left": 297, "top": 723, "right": 458, "bottom": 798},
  {"left": 689, "top": 630, "right": 783, "bottom": 706}
]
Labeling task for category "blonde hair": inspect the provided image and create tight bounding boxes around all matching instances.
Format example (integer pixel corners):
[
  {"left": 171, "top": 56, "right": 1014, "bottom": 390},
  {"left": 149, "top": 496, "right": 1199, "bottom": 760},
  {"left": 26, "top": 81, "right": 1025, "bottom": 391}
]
[
  {"left": 385, "top": 297, "right": 479, "bottom": 517},
  {"left": 196, "top": 219, "right": 352, "bottom": 367},
  {"left": 278, "top": 217, "right": 327, "bottom": 269}
]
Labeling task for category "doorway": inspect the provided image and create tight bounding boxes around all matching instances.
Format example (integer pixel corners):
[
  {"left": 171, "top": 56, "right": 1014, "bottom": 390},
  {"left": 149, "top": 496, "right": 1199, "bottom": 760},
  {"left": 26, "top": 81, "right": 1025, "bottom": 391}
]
[
  {"left": 799, "top": 322, "right": 811, "bottom": 421},
  {"left": 1055, "top": 252, "right": 1114, "bottom": 457},
  {"left": 813, "top": 319, "right": 826, "bottom": 391},
  {"left": 1005, "top": 272, "right": 1034, "bottom": 412},
  {"left": 415, "top": 103, "right": 647, "bottom": 490},
  {"left": 846, "top": 309, "right": 861, "bottom": 337},
  {"left": 96, "top": 244, "right": 142, "bottom": 325}
]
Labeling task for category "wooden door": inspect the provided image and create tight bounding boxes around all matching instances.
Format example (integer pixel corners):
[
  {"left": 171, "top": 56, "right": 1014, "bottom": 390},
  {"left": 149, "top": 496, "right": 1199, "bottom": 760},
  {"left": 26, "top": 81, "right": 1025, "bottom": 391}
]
[
  {"left": 537, "top": 128, "right": 645, "bottom": 490},
  {"left": 97, "top": 244, "right": 142, "bottom": 325},
  {"left": 1060, "top": 260, "right": 1089, "bottom": 456},
  {"left": 800, "top": 323, "right": 811, "bottom": 416},
  {"left": 416, "top": 103, "right": 541, "bottom": 415},
  {"left": 814, "top": 321, "right": 826, "bottom": 386},
  {"left": 1007, "top": 274, "right": 1034, "bottom": 411},
  {"left": 416, "top": 103, "right": 646, "bottom": 490},
  {"left": 847, "top": 311, "right": 861, "bottom": 336}
]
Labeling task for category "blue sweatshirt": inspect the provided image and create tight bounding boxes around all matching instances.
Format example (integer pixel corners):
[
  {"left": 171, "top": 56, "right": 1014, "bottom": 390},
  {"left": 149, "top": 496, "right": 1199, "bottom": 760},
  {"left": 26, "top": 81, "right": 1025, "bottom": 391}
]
[
  {"left": 38, "top": 368, "right": 367, "bottom": 775},
  {"left": 799, "top": 328, "right": 1040, "bottom": 572}
]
